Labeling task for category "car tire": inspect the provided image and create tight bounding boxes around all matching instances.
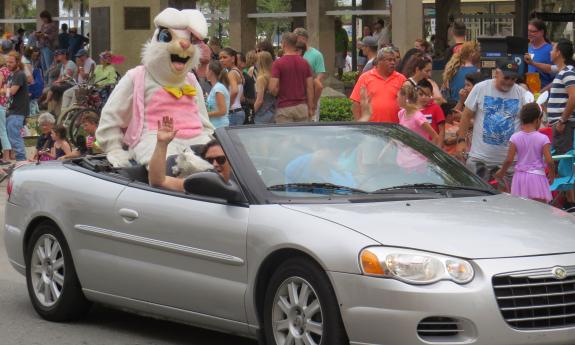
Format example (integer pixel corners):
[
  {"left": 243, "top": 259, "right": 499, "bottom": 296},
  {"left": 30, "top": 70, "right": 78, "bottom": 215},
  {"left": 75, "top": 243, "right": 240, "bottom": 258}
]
[
  {"left": 263, "top": 257, "right": 349, "bottom": 345},
  {"left": 25, "top": 222, "right": 91, "bottom": 321}
]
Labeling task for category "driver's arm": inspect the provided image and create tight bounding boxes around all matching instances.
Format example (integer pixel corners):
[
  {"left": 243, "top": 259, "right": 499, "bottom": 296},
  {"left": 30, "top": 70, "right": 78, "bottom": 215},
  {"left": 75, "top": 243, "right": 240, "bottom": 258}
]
[{"left": 148, "top": 141, "right": 184, "bottom": 192}]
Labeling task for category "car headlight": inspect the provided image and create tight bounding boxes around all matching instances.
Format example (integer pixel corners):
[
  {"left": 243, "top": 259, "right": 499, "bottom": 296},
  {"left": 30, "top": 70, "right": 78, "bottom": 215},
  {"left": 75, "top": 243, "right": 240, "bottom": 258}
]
[{"left": 360, "top": 247, "right": 474, "bottom": 284}]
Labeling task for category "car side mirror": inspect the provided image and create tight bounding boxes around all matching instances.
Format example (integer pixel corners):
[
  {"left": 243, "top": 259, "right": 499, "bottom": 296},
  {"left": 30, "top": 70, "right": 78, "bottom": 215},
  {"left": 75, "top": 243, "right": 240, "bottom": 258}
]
[{"left": 183, "top": 171, "right": 244, "bottom": 203}]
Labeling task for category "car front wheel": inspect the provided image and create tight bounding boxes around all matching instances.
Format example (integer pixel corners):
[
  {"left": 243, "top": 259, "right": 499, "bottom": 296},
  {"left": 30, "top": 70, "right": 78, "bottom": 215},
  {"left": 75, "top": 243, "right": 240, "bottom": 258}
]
[
  {"left": 263, "top": 257, "right": 348, "bottom": 345},
  {"left": 25, "top": 222, "right": 91, "bottom": 321}
]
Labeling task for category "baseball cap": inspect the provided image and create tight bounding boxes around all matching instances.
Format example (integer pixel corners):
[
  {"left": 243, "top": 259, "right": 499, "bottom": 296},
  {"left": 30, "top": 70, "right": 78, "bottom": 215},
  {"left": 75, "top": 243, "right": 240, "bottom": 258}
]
[
  {"left": 54, "top": 49, "right": 67, "bottom": 56},
  {"left": 1, "top": 40, "right": 13, "bottom": 54},
  {"left": 75, "top": 48, "right": 88, "bottom": 57},
  {"left": 361, "top": 36, "right": 378, "bottom": 47},
  {"left": 497, "top": 59, "right": 519, "bottom": 78}
]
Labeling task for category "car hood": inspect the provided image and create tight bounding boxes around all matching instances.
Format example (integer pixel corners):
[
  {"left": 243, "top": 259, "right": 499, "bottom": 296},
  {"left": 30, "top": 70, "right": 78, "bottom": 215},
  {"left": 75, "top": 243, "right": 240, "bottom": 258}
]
[{"left": 281, "top": 194, "right": 575, "bottom": 259}]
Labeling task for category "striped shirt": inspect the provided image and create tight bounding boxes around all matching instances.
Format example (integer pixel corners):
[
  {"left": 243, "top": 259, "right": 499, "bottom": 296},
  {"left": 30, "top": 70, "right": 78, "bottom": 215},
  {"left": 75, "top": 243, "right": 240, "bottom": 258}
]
[{"left": 547, "top": 65, "right": 575, "bottom": 123}]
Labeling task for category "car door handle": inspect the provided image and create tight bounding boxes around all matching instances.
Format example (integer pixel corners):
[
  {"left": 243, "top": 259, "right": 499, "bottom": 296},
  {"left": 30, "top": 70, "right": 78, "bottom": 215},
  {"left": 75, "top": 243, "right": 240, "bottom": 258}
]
[{"left": 118, "top": 208, "right": 139, "bottom": 221}]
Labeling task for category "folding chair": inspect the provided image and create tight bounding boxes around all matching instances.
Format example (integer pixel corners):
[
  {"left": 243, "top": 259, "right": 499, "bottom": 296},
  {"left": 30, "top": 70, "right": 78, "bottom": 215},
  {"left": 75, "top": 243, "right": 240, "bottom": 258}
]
[{"left": 550, "top": 132, "right": 575, "bottom": 211}]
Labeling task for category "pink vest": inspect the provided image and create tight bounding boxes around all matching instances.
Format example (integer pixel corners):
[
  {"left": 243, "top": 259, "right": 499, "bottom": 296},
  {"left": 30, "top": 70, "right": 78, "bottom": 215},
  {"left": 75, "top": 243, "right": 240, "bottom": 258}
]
[{"left": 123, "top": 66, "right": 202, "bottom": 148}]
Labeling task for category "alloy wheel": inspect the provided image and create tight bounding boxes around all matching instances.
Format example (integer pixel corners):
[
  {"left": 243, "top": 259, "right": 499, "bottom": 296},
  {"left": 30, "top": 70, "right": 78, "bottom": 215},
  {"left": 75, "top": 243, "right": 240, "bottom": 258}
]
[
  {"left": 271, "top": 277, "right": 323, "bottom": 345},
  {"left": 30, "top": 234, "right": 65, "bottom": 307}
]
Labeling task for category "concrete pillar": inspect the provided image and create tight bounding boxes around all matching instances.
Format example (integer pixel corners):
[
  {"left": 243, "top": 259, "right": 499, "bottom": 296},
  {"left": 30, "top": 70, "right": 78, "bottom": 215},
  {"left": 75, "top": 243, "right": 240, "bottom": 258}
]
[
  {"left": 3, "top": 0, "right": 13, "bottom": 35},
  {"left": 36, "top": 0, "right": 59, "bottom": 30},
  {"left": 392, "top": 0, "right": 423, "bottom": 56},
  {"left": 308, "top": 0, "right": 335, "bottom": 76},
  {"left": 229, "top": 0, "right": 257, "bottom": 54},
  {"left": 90, "top": 0, "right": 163, "bottom": 74}
]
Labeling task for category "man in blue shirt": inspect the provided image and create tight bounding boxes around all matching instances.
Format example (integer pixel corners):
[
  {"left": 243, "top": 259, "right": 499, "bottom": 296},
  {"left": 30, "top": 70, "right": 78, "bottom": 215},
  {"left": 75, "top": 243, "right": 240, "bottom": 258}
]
[
  {"left": 67, "top": 27, "right": 89, "bottom": 60},
  {"left": 525, "top": 18, "right": 553, "bottom": 89}
]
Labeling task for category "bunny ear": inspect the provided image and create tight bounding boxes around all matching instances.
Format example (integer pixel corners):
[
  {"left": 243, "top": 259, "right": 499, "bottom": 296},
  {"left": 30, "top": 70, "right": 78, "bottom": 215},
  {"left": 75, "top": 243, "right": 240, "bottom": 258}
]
[
  {"left": 524, "top": 91, "right": 535, "bottom": 103},
  {"left": 536, "top": 90, "right": 549, "bottom": 105}
]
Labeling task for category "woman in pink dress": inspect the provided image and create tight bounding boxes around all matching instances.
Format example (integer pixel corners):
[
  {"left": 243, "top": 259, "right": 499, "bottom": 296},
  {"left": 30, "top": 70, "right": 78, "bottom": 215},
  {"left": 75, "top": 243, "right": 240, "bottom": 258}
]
[{"left": 495, "top": 103, "right": 555, "bottom": 202}]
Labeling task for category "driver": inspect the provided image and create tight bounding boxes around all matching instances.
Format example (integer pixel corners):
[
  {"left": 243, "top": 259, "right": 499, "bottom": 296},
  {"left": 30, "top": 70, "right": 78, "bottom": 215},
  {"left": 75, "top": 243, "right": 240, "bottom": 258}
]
[{"left": 148, "top": 116, "right": 230, "bottom": 192}]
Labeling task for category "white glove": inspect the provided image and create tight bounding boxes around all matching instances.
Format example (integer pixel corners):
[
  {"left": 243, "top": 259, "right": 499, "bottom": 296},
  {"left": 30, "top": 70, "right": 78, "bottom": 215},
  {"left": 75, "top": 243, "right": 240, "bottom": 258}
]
[{"left": 106, "top": 149, "right": 133, "bottom": 168}]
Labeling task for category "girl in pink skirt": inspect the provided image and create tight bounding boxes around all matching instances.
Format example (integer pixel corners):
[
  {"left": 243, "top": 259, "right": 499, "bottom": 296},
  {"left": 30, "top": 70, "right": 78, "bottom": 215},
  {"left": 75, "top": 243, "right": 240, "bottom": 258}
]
[{"left": 496, "top": 103, "right": 555, "bottom": 203}]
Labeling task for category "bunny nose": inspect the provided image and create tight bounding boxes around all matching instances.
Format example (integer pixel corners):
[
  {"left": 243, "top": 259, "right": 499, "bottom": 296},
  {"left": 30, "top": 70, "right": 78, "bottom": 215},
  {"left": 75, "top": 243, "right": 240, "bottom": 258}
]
[{"left": 179, "top": 40, "right": 190, "bottom": 50}]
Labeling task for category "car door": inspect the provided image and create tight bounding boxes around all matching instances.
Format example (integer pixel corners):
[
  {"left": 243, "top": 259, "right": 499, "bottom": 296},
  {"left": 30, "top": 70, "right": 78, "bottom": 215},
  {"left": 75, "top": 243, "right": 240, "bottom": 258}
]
[
  {"left": 66, "top": 173, "right": 128, "bottom": 294},
  {"left": 106, "top": 184, "right": 249, "bottom": 323}
]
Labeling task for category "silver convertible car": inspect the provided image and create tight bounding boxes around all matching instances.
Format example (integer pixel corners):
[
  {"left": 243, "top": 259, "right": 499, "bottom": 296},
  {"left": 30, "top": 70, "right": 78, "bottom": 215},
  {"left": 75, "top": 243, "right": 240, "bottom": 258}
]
[{"left": 4, "top": 123, "right": 575, "bottom": 345}]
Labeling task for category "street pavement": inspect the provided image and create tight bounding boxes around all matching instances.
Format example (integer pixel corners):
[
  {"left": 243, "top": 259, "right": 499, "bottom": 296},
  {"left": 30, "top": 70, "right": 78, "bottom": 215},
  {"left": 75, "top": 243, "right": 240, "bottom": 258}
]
[{"left": 0, "top": 180, "right": 257, "bottom": 345}]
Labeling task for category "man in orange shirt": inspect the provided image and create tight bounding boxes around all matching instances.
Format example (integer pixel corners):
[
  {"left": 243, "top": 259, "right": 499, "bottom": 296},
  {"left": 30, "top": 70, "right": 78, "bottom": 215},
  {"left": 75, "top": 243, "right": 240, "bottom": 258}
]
[{"left": 350, "top": 47, "right": 406, "bottom": 123}]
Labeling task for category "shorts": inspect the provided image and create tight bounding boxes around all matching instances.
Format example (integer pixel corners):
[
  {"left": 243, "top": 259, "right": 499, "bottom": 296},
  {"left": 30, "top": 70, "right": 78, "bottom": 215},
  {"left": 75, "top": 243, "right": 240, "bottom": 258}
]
[
  {"left": 275, "top": 104, "right": 309, "bottom": 123},
  {"left": 335, "top": 52, "right": 346, "bottom": 69},
  {"left": 466, "top": 156, "right": 513, "bottom": 189},
  {"left": 552, "top": 121, "right": 575, "bottom": 155}
]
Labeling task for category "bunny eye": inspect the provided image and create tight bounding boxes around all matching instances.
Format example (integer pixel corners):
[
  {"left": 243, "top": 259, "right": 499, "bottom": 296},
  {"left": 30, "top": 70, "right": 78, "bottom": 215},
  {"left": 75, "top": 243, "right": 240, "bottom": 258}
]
[{"left": 157, "top": 28, "right": 172, "bottom": 43}]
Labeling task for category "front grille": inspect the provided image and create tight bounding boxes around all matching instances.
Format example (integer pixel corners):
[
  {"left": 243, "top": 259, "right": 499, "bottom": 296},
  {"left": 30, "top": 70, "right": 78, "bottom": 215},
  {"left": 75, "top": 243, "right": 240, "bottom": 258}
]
[
  {"left": 493, "top": 266, "right": 575, "bottom": 329},
  {"left": 417, "top": 316, "right": 462, "bottom": 338}
]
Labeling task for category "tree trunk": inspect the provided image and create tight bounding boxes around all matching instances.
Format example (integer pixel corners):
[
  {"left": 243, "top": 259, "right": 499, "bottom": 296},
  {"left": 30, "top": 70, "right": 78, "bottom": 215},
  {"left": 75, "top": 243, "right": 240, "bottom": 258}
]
[{"left": 434, "top": 0, "right": 461, "bottom": 59}]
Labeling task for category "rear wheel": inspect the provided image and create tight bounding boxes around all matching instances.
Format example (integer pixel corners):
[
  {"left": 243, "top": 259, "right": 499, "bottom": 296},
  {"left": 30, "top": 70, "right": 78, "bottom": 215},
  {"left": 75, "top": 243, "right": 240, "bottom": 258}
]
[
  {"left": 263, "top": 257, "right": 348, "bottom": 345},
  {"left": 25, "top": 222, "right": 91, "bottom": 321}
]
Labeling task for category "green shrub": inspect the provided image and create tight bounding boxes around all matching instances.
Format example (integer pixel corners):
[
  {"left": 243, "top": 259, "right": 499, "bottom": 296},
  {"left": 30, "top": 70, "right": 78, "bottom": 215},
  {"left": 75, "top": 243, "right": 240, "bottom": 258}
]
[
  {"left": 341, "top": 71, "right": 359, "bottom": 83},
  {"left": 320, "top": 97, "right": 354, "bottom": 122}
]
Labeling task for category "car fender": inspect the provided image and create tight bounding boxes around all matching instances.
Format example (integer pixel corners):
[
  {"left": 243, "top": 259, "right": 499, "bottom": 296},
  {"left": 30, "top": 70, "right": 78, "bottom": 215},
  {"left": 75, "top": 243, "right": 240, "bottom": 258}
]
[{"left": 243, "top": 204, "right": 379, "bottom": 334}]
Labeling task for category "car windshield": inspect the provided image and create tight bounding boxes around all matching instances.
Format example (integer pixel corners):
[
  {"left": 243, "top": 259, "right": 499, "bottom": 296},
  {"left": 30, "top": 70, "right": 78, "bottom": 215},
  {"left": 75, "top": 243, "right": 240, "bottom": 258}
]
[{"left": 229, "top": 124, "right": 492, "bottom": 199}]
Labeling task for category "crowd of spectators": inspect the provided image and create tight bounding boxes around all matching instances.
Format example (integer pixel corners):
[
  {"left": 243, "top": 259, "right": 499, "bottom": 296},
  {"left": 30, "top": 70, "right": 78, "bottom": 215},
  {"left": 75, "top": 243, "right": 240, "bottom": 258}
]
[
  {"left": 0, "top": 9, "right": 117, "bottom": 170},
  {"left": 350, "top": 18, "right": 575, "bottom": 209}
]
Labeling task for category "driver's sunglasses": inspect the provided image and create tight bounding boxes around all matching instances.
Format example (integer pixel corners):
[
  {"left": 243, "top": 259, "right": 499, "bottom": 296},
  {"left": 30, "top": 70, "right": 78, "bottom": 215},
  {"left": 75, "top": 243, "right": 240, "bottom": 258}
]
[
  {"left": 503, "top": 76, "right": 517, "bottom": 81},
  {"left": 205, "top": 156, "right": 227, "bottom": 165}
]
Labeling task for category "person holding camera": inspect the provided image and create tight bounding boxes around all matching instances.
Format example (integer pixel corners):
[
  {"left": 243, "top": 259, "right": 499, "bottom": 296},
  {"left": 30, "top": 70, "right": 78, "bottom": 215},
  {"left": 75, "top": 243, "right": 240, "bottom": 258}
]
[{"left": 36, "top": 10, "right": 59, "bottom": 77}]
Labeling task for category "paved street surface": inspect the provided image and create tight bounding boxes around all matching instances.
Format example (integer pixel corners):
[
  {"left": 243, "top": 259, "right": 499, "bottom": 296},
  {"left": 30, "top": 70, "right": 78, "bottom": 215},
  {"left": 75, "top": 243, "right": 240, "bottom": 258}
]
[{"left": 0, "top": 181, "right": 257, "bottom": 345}]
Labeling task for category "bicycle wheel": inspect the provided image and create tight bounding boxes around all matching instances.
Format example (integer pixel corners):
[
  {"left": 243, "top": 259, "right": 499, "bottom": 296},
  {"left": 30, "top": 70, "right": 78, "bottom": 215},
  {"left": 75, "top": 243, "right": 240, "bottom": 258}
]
[
  {"left": 58, "top": 107, "right": 81, "bottom": 129},
  {"left": 68, "top": 108, "right": 99, "bottom": 146}
]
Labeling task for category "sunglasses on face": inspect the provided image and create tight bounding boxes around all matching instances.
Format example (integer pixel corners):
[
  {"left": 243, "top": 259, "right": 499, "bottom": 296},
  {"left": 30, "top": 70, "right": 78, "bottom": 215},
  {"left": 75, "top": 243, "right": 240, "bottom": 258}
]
[
  {"left": 503, "top": 76, "right": 517, "bottom": 81},
  {"left": 205, "top": 155, "right": 227, "bottom": 165}
]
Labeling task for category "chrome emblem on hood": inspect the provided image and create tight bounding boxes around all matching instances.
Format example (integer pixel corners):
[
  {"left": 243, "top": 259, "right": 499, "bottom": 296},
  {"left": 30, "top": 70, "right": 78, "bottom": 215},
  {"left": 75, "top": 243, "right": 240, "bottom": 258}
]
[{"left": 552, "top": 266, "right": 567, "bottom": 280}]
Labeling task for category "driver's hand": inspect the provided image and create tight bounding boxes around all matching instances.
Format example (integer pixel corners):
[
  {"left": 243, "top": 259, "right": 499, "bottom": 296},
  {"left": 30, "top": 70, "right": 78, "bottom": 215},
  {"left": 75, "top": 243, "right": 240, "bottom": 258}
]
[
  {"left": 524, "top": 53, "right": 533, "bottom": 65},
  {"left": 157, "top": 116, "right": 178, "bottom": 144}
]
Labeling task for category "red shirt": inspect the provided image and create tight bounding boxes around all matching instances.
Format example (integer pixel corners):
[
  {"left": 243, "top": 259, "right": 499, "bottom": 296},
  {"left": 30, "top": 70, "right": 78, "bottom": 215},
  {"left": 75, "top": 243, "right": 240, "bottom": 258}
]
[
  {"left": 271, "top": 54, "right": 312, "bottom": 109},
  {"left": 420, "top": 100, "right": 445, "bottom": 133},
  {"left": 350, "top": 69, "right": 406, "bottom": 123}
]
